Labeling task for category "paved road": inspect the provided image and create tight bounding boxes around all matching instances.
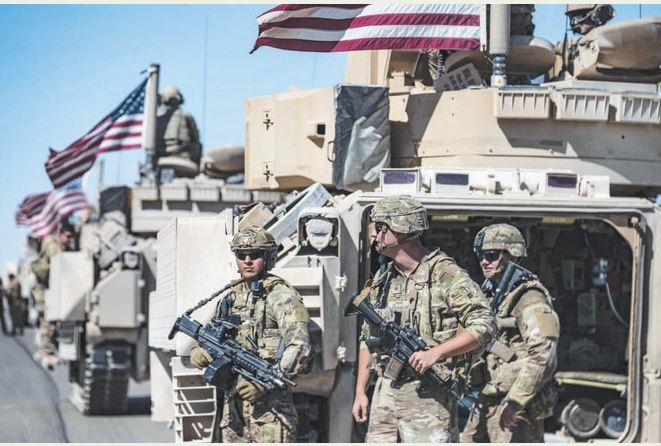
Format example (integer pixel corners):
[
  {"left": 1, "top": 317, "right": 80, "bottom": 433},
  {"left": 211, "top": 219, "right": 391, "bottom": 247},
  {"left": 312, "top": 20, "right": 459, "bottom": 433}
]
[{"left": 0, "top": 327, "right": 173, "bottom": 442}]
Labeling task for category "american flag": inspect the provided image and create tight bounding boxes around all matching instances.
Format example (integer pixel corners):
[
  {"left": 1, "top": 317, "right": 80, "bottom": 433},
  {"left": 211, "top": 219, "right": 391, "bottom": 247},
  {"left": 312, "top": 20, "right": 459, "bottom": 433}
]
[
  {"left": 21, "top": 188, "right": 90, "bottom": 239},
  {"left": 252, "top": 4, "right": 482, "bottom": 53},
  {"left": 45, "top": 78, "right": 147, "bottom": 188},
  {"left": 15, "top": 191, "right": 50, "bottom": 225}
]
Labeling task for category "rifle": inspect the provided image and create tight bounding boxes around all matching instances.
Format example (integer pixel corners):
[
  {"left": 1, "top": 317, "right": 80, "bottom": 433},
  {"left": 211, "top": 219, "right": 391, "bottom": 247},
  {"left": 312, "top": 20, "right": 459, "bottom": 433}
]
[
  {"left": 168, "top": 313, "right": 295, "bottom": 392},
  {"left": 345, "top": 292, "right": 478, "bottom": 413},
  {"left": 490, "top": 261, "right": 535, "bottom": 312}
]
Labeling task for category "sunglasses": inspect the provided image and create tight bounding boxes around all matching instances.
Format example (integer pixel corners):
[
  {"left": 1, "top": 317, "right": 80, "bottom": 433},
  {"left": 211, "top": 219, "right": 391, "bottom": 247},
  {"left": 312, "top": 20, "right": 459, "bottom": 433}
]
[
  {"left": 235, "top": 251, "right": 264, "bottom": 261},
  {"left": 373, "top": 221, "right": 388, "bottom": 232},
  {"left": 478, "top": 250, "right": 502, "bottom": 262}
]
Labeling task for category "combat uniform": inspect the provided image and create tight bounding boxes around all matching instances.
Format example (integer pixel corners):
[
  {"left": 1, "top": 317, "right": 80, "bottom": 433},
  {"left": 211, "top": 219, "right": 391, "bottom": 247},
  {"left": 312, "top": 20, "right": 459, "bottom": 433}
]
[
  {"left": 156, "top": 105, "right": 201, "bottom": 164},
  {"left": 360, "top": 249, "right": 495, "bottom": 443},
  {"left": 206, "top": 274, "right": 310, "bottom": 443},
  {"left": 8, "top": 276, "right": 24, "bottom": 336},
  {"left": 462, "top": 224, "right": 560, "bottom": 443},
  {"left": 30, "top": 236, "right": 63, "bottom": 356}
]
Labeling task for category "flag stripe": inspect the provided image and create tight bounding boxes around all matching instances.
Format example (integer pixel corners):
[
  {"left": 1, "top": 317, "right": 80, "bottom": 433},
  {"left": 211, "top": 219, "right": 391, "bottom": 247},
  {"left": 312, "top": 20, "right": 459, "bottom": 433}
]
[
  {"left": 45, "top": 79, "right": 146, "bottom": 188},
  {"left": 252, "top": 4, "right": 481, "bottom": 53},
  {"left": 25, "top": 189, "right": 89, "bottom": 238},
  {"left": 259, "top": 13, "right": 480, "bottom": 33}
]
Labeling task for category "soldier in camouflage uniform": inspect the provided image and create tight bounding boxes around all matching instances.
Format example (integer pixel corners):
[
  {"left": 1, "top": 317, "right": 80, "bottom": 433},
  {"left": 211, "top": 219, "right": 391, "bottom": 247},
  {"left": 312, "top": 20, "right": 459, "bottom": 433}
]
[
  {"left": 30, "top": 224, "right": 74, "bottom": 366},
  {"left": 352, "top": 196, "right": 496, "bottom": 443},
  {"left": 156, "top": 85, "right": 202, "bottom": 165},
  {"left": 7, "top": 273, "right": 24, "bottom": 336},
  {"left": 190, "top": 227, "right": 311, "bottom": 443},
  {"left": 461, "top": 223, "right": 560, "bottom": 443}
]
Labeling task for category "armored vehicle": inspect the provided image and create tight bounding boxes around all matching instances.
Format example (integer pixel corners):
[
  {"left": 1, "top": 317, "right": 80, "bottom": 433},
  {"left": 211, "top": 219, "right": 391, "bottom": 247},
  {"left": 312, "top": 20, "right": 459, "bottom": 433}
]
[
  {"left": 43, "top": 65, "right": 283, "bottom": 415},
  {"left": 150, "top": 5, "right": 661, "bottom": 442}
]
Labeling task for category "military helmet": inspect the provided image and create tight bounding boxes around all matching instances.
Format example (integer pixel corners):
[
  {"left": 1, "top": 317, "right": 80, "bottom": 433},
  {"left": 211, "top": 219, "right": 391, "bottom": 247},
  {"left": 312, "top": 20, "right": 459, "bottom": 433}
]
[
  {"left": 230, "top": 227, "right": 278, "bottom": 269},
  {"left": 370, "top": 195, "right": 429, "bottom": 234},
  {"left": 161, "top": 85, "right": 184, "bottom": 105},
  {"left": 565, "top": 4, "right": 595, "bottom": 14},
  {"left": 231, "top": 227, "right": 276, "bottom": 251},
  {"left": 473, "top": 223, "right": 527, "bottom": 258}
]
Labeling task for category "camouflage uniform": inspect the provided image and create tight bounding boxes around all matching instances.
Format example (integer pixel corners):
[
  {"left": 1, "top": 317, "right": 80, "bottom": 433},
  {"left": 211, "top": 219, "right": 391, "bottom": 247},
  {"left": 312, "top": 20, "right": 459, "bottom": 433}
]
[
  {"left": 360, "top": 196, "right": 496, "bottom": 443},
  {"left": 30, "top": 236, "right": 64, "bottom": 355},
  {"left": 156, "top": 86, "right": 201, "bottom": 164},
  {"left": 215, "top": 275, "right": 310, "bottom": 442},
  {"left": 461, "top": 224, "right": 560, "bottom": 443},
  {"left": 193, "top": 227, "right": 311, "bottom": 443},
  {"left": 7, "top": 276, "right": 24, "bottom": 336}
]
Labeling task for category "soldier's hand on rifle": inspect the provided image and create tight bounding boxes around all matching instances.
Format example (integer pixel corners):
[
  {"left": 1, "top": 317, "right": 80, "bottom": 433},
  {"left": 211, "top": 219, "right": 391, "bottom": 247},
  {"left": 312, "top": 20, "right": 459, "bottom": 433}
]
[
  {"left": 190, "top": 346, "right": 213, "bottom": 369},
  {"left": 236, "top": 377, "right": 266, "bottom": 401},
  {"left": 409, "top": 347, "right": 443, "bottom": 374},
  {"left": 499, "top": 400, "right": 519, "bottom": 431}
]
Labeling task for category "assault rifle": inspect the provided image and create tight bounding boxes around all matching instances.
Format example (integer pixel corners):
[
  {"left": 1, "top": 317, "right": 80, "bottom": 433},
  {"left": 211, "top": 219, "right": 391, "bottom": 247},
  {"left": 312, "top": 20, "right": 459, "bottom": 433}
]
[
  {"left": 168, "top": 312, "right": 295, "bottom": 392},
  {"left": 490, "top": 261, "right": 535, "bottom": 312},
  {"left": 345, "top": 292, "right": 478, "bottom": 413}
]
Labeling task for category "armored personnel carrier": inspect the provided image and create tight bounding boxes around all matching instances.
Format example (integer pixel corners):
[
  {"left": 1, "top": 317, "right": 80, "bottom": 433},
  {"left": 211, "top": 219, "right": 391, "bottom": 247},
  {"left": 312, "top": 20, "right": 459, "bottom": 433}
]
[{"left": 150, "top": 5, "right": 661, "bottom": 442}]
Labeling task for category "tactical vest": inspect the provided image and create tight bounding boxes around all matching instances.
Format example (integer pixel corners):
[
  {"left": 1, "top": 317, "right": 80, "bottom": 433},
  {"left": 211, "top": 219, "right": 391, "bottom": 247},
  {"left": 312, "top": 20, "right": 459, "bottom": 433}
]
[
  {"left": 365, "top": 249, "right": 467, "bottom": 375},
  {"left": 216, "top": 275, "right": 288, "bottom": 362},
  {"left": 483, "top": 277, "right": 558, "bottom": 418}
]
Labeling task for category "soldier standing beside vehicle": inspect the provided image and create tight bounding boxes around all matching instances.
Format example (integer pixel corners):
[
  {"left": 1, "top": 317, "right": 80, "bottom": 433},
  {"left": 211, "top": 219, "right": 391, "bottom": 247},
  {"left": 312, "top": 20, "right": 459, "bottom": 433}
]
[
  {"left": 7, "top": 273, "right": 24, "bottom": 336},
  {"left": 461, "top": 223, "right": 560, "bottom": 443},
  {"left": 31, "top": 222, "right": 74, "bottom": 366},
  {"left": 189, "top": 227, "right": 311, "bottom": 443},
  {"left": 155, "top": 85, "right": 202, "bottom": 165},
  {"left": 351, "top": 196, "right": 496, "bottom": 443},
  {"left": 0, "top": 279, "right": 7, "bottom": 335}
]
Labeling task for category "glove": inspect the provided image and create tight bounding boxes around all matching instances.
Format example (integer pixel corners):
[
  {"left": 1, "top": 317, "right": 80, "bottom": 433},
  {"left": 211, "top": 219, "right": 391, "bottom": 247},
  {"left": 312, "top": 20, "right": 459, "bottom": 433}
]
[
  {"left": 236, "top": 377, "right": 266, "bottom": 402},
  {"left": 190, "top": 347, "right": 213, "bottom": 369}
]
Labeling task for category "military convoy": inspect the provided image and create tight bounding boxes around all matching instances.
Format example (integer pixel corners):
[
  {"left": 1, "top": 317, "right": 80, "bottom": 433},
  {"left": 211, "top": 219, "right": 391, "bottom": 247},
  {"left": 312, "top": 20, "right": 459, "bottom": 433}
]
[{"left": 146, "top": 4, "right": 661, "bottom": 443}]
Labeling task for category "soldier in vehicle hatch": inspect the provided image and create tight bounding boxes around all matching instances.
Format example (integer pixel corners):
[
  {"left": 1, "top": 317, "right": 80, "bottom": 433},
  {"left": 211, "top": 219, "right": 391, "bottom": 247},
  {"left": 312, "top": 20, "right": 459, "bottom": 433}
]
[
  {"left": 351, "top": 195, "right": 496, "bottom": 442},
  {"left": 461, "top": 223, "right": 560, "bottom": 443},
  {"left": 189, "top": 227, "right": 311, "bottom": 442},
  {"left": 155, "top": 85, "right": 202, "bottom": 165}
]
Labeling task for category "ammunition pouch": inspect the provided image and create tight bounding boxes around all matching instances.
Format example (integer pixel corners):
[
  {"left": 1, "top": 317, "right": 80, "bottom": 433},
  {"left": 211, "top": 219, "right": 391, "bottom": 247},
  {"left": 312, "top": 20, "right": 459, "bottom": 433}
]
[
  {"left": 467, "top": 357, "right": 489, "bottom": 388},
  {"left": 525, "top": 379, "right": 559, "bottom": 420},
  {"left": 486, "top": 339, "right": 517, "bottom": 363}
]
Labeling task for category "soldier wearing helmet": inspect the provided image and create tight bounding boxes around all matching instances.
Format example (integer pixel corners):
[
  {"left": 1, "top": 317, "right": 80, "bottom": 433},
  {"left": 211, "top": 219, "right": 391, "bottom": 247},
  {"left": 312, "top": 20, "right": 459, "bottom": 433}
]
[
  {"left": 189, "top": 227, "right": 311, "bottom": 442},
  {"left": 352, "top": 196, "right": 495, "bottom": 442},
  {"left": 461, "top": 223, "right": 560, "bottom": 443},
  {"left": 30, "top": 220, "right": 75, "bottom": 368},
  {"left": 565, "top": 4, "right": 614, "bottom": 35},
  {"left": 155, "top": 85, "right": 202, "bottom": 167}
]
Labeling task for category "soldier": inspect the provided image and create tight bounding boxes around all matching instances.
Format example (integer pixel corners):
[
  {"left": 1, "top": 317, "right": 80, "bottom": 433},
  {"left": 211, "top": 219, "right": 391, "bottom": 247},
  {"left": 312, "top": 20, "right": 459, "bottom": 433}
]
[
  {"left": 31, "top": 223, "right": 74, "bottom": 366},
  {"left": 565, "top": 4, "right": 614, "bottom": 35},
  {"left": 0, "top": 279, "right": 7, "bottom": 335},
  {"left": 7, "top": 273, "right": 24, "bottom": 336},
  {"left": 351, "top": 196, "right": 496, "bottom": 443},
  {"left": 189, "top": 227, "right": 311, "bottom": 442},
  {"left": 461, "top": 223, "right": 560, "bottom": 443},
  {"left": 155, "top": 85, "right": 202, "bottom": 165}
]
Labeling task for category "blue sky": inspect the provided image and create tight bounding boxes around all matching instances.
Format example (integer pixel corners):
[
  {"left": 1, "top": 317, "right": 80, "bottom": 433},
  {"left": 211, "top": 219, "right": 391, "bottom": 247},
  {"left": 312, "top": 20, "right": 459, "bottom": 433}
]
[{"left": 1, "top": 4, "right": 660, "bottom": 266}]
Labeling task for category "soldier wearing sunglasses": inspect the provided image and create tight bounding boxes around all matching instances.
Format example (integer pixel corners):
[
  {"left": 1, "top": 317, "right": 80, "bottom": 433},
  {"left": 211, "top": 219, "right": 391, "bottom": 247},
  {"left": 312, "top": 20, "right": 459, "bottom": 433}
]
[
  {"left": 189, "top": 226, "right": 311, "bottom": 442},
  {"left": 462, "top": 224, "right": 559, "bottom": 443},
  {"left": 352, "top": 196, "right": 495, "bottom": 442}
]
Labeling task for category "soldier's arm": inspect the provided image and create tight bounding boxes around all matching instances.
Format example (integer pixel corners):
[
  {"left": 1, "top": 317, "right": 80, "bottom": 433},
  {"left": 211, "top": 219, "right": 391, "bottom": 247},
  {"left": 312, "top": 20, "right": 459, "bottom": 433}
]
[
  {"left": 438, "top": 261, "right": 497, "bottom": 350},
  {"left": 269, "top": 283, "right": 311, "bottom": 374},
  {"left": 505, "top": 290, "right": 559, "bottom": 409}
]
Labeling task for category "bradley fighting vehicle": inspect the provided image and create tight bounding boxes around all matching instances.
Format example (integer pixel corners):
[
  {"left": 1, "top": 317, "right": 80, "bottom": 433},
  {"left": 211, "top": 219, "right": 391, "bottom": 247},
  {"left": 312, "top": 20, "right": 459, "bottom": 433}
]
[
  {"left": 148, "top": 5, "right": 661, "bottom": 442},
  {"left": 43, "top": 64, "right": 283, "bottom": 415}
]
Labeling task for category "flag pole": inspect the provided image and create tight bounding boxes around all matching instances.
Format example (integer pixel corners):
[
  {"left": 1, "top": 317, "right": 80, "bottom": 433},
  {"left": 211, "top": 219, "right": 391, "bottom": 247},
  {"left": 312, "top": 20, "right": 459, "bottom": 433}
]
[{"left": 143, "top": 63, "right": 160, "bottom": 183}]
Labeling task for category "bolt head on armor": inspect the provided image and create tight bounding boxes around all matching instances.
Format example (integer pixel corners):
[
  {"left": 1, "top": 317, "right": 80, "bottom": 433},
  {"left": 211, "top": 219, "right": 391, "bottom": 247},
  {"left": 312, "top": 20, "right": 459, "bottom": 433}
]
[
  {"left": 473, "top": 223, "right": 527, "bottom": 258},
  {"left": 161, "top": 85, "right": 184, "bottom": 105},
  {"left": 370, "top": 195, "right": 429, "bottom": 234}
]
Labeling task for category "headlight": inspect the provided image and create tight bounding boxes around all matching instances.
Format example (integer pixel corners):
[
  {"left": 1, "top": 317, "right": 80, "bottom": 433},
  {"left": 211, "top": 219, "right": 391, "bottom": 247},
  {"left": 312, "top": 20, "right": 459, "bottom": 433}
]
[{"left": 121, "top": 251, "right": 140, "bottom": 269}]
